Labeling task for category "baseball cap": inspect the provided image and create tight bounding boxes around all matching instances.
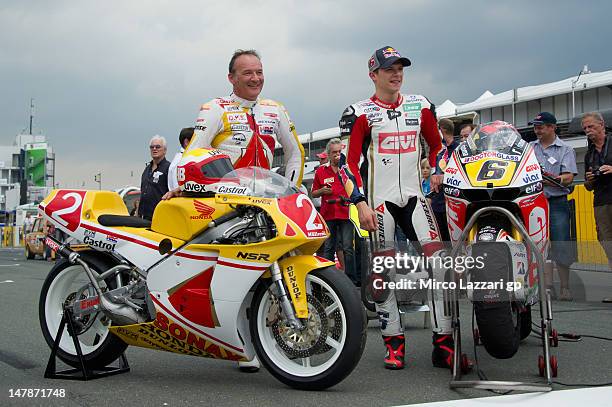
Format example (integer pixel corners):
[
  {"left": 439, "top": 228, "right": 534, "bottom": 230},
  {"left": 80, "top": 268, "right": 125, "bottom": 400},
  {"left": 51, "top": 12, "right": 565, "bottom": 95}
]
[
  {"left": 529, "top": 112, "right": 557, "bottom": 125},
  {"left": 368, "top": 46, "right": 411, "bottom": 73},
  {"left": 316, "top": 152, "right": 328, "bottom": 159}
]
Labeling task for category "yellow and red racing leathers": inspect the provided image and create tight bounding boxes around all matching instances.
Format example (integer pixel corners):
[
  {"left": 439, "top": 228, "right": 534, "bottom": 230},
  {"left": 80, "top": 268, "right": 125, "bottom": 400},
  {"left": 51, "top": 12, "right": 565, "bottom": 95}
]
[{"left": 188, "top": 94, "right": 304, "bottom": 186}]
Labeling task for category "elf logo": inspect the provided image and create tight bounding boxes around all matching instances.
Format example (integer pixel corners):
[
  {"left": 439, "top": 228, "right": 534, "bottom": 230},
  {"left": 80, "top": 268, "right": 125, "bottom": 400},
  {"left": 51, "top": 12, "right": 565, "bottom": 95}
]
[{"left": 378, "top": 131, "right": 417, "bottom": 154}]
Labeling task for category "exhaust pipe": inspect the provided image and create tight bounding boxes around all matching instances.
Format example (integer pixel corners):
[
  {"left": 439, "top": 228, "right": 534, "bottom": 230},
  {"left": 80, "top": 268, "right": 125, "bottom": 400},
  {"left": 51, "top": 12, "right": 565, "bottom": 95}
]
[{"left": 46, "top": 235, "right": 146, "bottom": 325}]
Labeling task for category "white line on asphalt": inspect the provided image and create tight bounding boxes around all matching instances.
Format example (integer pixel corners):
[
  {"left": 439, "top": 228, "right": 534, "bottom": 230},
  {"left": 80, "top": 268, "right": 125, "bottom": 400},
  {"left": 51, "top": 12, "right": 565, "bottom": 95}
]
[
  {"left": 0, "top": 264, "right": 20, "bottom": 267},
  {"left": 0, "top": 280, "right": 15, "bottom": 284},
  {"left": 401, "top": 386, "right": 612, "bottom": 407}
]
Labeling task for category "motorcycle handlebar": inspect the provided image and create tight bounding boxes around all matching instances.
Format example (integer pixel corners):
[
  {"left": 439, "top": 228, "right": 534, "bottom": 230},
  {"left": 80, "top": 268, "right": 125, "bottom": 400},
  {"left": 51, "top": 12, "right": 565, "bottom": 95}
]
[
  {"left": 326, "top": 197, "right": 351, "bottom": 206},
  {"left": 541, "top": 172, "right": 567, "bottom": 189}
]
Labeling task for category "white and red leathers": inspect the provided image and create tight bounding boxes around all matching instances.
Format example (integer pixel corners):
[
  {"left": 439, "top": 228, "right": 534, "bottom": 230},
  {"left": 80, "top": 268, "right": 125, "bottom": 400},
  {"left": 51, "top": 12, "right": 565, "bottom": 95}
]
[
  {"left": 340, "top": 93, "right": 452, "bottom": 336},
  {"left": 188, "top": 94, "right": 305, "bottom": 186}
]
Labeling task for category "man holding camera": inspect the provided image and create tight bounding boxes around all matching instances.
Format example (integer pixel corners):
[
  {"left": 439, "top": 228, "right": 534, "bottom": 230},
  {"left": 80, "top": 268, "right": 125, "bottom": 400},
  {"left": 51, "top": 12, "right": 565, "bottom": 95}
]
[
  {"left": 312, "top": 138, "right": 358, "bottom": 285},
  {"left": 583, "top": 112, "right": 612, "bottom": 285}
]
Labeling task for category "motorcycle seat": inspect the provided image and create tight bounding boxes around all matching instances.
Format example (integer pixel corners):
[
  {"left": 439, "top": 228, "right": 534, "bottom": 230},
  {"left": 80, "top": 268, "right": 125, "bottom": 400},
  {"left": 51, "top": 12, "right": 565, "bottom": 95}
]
[{"left": 98, "top": 214, "right": 151, "bottom": 228}]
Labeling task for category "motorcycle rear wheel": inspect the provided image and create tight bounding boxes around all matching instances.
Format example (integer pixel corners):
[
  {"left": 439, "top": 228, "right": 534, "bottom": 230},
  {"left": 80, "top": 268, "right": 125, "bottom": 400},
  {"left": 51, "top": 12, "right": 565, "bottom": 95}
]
[
  {"left": 39, "top": 252, "right": 128, "bottom": 369},
  {"left": 250, "top": 266, "right": 366, "bottom": 390}
]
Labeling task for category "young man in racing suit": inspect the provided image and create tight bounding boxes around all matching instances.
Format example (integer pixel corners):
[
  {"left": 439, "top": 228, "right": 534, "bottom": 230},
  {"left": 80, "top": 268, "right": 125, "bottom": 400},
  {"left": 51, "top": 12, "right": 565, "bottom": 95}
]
[
  {"left": 180, "top": 49, "right": 305, "bottom": 373},
  {"left": 340, "top": 46, "right": 454, "bottom": 370},
  {"left": 186, "top": 49, "right": 304, "bottom": 187}
]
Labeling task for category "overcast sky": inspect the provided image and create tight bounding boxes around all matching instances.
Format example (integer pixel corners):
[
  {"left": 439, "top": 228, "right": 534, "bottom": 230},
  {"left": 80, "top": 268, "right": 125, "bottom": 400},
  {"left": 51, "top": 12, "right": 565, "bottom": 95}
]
[{"left": 1, "top": 0, "right": 611, "bottom": 189}]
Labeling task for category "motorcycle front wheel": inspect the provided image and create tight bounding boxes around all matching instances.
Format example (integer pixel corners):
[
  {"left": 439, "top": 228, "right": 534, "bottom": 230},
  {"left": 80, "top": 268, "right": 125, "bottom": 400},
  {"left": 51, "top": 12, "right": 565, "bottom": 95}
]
[
  {"left": 472, "top": 242, "right": 521, "bottom": 359},
  {"left": 250, "top": 266, "right": 366, "bottom": 390},
  {"left": 39, "top": 252, "right": 128, "bottom": 369}
]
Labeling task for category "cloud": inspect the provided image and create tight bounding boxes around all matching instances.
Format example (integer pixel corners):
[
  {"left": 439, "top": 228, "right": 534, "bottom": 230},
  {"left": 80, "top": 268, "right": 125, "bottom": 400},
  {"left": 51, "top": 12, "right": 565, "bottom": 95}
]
[{"left": 1, "top": 0, "right": 611, "bottom": 189}]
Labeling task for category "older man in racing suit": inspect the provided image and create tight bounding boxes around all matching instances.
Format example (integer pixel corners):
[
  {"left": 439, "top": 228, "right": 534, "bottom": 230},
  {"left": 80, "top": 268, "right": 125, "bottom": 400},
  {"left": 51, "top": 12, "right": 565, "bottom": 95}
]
[
  {"left": 184, "top": 49, "right": 304, "bottom": 373},
  {"left": 341, "top": 46, "right": 454, "bottom": 370},
  {"left": 185, "top": 49, "right": 304, "bottom": 187}
]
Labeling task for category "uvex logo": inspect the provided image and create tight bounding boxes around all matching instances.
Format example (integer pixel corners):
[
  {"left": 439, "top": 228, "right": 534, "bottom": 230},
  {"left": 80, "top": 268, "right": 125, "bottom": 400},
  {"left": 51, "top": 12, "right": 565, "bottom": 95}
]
[{"left": 378, "top": 131, "right": 417, "bottom": 154}]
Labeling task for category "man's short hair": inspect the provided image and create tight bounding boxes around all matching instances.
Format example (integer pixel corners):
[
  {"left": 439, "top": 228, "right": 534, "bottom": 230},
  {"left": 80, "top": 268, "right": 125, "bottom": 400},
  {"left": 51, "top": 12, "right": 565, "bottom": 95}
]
[
  {"left": 229, "top": 49, "right": 261, "bottom": 74},
  {"left": 581, "top": 111, "right": 605, "bottom": 125},
  {"left": 460, "top": 123, "right": 476, "bottom": 133},
  {"left": 326, "top": 138, "right": 343, "bottom": 154},
  {"left": 438, "top": 118, "right": 454, "bottom": 135},
  {"left": 150, "top": 135, "right": 167, "bottom": 148}
]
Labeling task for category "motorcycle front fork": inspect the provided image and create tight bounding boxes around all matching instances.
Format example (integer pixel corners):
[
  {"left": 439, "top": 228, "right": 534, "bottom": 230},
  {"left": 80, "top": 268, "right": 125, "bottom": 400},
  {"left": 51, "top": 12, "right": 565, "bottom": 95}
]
[{"left": 254, "top": 211, "right": 303, "bottom": 330}]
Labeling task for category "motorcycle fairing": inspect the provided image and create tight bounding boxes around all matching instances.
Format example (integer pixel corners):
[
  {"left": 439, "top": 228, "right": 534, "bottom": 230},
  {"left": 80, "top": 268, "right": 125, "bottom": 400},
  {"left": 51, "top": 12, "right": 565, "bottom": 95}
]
[
  {"left": 278, "top": 255, "right": 335, "bottom": 318},
  {"left": 108, "top": 311, "right": 247, "bottom": 361}
]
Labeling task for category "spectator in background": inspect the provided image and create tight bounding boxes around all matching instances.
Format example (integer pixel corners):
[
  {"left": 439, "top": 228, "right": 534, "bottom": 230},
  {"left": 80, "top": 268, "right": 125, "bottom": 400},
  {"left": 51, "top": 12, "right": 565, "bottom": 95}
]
[
  {"left": 168, "top": 127, "right": 194, "bottom": 191},
  {"left": 431, "top": 118, "right": 459, "bottom": 244},
  {"left": 529, "top": 112, "right": 577, "bottom": 301},
  {"left": 138, "top": 135, "right": 170, "bottom": 221},
  {"left": 421, "top": 158, "right": 432, "bottom": 195},
  {"left": 582, "top": 112, "right": 612, "bottom": 302},
  {"left": 43, "top": 220, "right": 56, "bottom": 261},
  {"left": 130, "top": 199, "right": 140, "bottom": 217},
  {"left": 317, "top": 151, "right": 328, "bottom": 165},
  {"left": 23, "top": 214, "right": 34, "bottom": 233},
  {"left": 459, "top": 123, "right": 476, "bottom": 142},
  {"left": 312, "top": 151, "right": 329, "bottom": 211},
  {"left": 312, "top": 138, "right": 358, "bottom": 285}
]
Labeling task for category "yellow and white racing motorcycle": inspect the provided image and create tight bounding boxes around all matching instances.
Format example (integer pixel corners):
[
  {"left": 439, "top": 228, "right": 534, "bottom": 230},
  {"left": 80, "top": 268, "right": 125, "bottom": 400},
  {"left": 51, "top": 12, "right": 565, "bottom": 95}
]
[{"left": 38, "top": 149, "right": 366, "bottom": 390}]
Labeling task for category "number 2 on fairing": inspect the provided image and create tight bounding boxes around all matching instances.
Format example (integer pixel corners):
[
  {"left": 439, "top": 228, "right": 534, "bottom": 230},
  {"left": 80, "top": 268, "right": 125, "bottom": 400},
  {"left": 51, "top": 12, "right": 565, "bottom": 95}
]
[
  {"left": 296, "top": 194, "right": 322, "bottom": 231},
  {"left": 50, "top": 193, "right": 83, "bottom": 228}
]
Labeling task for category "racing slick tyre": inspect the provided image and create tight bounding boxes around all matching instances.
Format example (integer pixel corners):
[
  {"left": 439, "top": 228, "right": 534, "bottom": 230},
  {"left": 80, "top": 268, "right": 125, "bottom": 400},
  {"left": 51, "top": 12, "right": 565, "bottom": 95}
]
[
  {"left": 39, "top": 251, "right": 128, "bottom": 369},
  {"left": 472, "top": 242, "right": 521, "bottom": 359},
  {"left": 519, "top": 305, "right": 532, "bottom": 341},
  {"left": 25, "top": 245, "right": 35, "bottom": 260},
  {"left": 250, "top": 266, "right": 367, "bottom": 390}
]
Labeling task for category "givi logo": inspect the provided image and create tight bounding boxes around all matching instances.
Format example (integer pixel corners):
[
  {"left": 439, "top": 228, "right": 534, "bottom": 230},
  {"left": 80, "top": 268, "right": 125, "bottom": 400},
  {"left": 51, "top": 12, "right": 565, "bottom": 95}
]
[{"left": 378, "top": 131, "right": 417, "bottom": 154}]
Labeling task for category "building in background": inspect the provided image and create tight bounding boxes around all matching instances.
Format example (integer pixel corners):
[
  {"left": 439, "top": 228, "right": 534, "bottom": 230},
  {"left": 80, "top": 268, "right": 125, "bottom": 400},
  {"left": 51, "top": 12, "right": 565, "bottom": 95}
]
[{"left": 0, "top": 133, "right": 55, "bottom": 215}]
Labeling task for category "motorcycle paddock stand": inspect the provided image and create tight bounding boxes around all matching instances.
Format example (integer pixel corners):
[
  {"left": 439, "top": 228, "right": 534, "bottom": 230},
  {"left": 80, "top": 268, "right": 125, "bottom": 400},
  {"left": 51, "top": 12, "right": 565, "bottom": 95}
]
[
  {"left": 44, "top": 306, "right": 130, "bottom": 381},
  {"left": 448, "top": 206, "right": 554, "bottom": 393}
]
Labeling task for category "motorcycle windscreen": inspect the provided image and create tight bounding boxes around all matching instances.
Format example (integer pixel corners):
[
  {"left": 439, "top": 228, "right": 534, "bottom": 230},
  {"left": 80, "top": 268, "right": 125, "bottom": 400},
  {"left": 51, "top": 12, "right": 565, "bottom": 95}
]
[{"left": 454, "top": 121, "right": 528, "bottom": 188}]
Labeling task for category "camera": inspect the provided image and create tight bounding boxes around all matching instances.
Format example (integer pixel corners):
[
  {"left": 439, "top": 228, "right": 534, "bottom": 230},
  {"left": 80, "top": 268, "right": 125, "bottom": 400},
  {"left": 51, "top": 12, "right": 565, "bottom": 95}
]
[{"left": 592, "top": 167, "right": 602, "bottom": 177}]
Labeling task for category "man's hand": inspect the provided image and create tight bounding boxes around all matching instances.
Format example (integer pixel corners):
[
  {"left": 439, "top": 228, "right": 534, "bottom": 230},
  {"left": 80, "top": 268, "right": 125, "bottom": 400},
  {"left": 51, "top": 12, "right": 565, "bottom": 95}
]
[
  {"left": 162, "top": 188, "right": 181, "bottom": 200},
  {"left": 586, "top": 171, "right": 595, "bottom": 182},
  {"left": 313, "top": 186, "right": 333, "bottom": 198},
  {"left": 430, "top": 174, "right": 443, "bottom": 193},
  {"left": 356, "top": 201, "right": 377, "bottom": 232},
  {"left": 600, "top": 164, "right": 612, "bottom": 175}
]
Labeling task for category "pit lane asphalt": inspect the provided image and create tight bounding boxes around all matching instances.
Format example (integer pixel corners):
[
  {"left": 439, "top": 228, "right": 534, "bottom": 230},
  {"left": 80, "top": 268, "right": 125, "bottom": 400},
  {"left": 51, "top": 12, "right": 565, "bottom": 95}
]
[{"left": 1, "top": 248, "right": 611, "bottom": 407}]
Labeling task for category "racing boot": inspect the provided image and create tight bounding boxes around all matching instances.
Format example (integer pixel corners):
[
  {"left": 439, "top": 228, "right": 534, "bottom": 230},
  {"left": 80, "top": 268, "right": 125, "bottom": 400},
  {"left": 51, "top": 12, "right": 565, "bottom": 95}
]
[
  {"left": 431, "top": 333, "right": 454, "bottom": 369},
  {"left": 383, "top": 334, "right": 405, "bottom": 370},
  {"left": 238, "top": 356, "right": 260, "bottom": 373}
]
